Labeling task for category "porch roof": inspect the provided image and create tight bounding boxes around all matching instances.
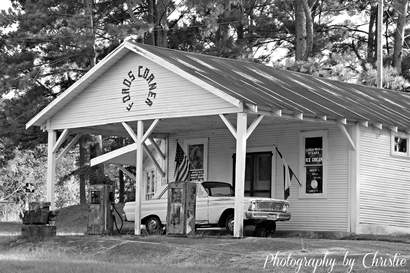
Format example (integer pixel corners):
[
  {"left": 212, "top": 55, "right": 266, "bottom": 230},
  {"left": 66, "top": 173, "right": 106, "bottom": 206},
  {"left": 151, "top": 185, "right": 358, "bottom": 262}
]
[{"left": 27, "top": 41, "right": 410, "bottom": 133}]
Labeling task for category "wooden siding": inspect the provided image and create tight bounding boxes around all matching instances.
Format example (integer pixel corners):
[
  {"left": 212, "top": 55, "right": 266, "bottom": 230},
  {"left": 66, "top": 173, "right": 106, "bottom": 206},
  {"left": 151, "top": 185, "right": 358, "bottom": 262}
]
[
  {"left": 167, "top": 120, "right": 350, "bottom": 232},
  {"left": 359, "top": 127, "right": 410, "bottom": 232},
  {"left": 49, "top": 52, "right": 239, "bottom": 130}
]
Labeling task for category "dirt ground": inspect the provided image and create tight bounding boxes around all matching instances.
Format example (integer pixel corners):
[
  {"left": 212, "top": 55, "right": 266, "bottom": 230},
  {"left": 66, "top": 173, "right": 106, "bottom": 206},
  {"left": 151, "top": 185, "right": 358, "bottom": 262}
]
[{"left": 0, "top": 232, "right": 409, "bottom": 273}]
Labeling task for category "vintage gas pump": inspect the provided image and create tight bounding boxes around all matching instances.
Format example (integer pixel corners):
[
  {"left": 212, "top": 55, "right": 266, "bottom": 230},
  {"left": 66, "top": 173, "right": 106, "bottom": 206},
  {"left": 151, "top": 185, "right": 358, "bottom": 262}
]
[
  {"left": 167, "top": 182, "right": 197, "bottom": 236},
  {"left": 87, "top": 184, "right": 114, "bottom": 235}
]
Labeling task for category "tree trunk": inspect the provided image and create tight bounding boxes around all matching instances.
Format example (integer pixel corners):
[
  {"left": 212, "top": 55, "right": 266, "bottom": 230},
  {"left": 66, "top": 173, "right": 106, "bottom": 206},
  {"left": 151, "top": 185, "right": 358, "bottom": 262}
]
[
  {"left": 367, "top": 5, "right": 377, "bottom": 63},
  {"left": 154, "top": 0, "right": 168, "bottom": 47},
  {"left": 89, "top": 136, "right": 104, "bottom": 185},
  {"left": 79, "top": 136, "right": 87, "bottom": 205},
  {"left": 393, "top": 0, "right": 408, "bottom": 73},
  {"left": 302, "top": 0, "right": 314, "bottom": 59},
  {"left": 294, "top": 0, "right": 307, "bottom": 61},
  {"left": 215, "top": 0, "right": 231, "bottom": 53}
]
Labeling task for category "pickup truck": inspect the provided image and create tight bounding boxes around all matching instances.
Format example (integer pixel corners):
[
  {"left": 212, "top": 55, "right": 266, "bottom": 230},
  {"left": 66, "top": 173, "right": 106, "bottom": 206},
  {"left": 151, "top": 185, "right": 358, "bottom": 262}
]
[{"left": 123, "top": 181, "right": 290, "bottom": 236}]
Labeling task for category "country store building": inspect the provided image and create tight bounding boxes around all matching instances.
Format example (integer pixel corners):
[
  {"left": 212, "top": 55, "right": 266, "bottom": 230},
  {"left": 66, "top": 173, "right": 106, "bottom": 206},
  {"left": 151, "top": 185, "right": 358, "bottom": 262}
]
[{"left": 27, "top": 41, "right": 410, "bottom": 237}]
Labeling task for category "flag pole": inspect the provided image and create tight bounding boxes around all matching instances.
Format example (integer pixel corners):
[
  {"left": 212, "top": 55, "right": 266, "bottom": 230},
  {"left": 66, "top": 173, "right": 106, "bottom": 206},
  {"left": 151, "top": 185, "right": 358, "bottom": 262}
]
[{"left": 376, "top": 0, "right": 383, "bottom": 88}]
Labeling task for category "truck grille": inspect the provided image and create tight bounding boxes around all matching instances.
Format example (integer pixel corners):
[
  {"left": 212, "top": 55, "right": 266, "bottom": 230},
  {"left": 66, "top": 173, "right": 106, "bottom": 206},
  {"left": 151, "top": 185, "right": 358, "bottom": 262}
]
[{"left": 254, "top": 201, "right": 284, "bottom": 212}]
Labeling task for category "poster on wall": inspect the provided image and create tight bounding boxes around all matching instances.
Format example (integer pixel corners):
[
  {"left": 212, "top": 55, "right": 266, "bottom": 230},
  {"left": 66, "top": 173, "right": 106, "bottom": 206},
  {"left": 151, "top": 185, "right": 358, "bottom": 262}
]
[
  {"left": 305, "top": 166, "right": 323, "bottom": 194},
  {"left": 188, "top": 143, "right": 205, "bottom": 181},
  {"left": 305, "top": 137, "right": 323, "bottom": 165}
]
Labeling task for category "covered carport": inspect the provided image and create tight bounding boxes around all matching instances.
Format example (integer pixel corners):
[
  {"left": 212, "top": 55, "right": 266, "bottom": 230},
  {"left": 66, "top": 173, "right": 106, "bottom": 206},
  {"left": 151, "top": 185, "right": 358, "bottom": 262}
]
[{"left": 26, "top": 41, "right": 410, "bottom": 237}]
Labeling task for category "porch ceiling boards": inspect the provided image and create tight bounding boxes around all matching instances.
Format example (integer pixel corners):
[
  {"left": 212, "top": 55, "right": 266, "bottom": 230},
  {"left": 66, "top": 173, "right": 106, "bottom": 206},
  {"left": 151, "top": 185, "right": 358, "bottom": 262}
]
[{"left": 130, "top": 42, "right": 410, "bottom": 133}]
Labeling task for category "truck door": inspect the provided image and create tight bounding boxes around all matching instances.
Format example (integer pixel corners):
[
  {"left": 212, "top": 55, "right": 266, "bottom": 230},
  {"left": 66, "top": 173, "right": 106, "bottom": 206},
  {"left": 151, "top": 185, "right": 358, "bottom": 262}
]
[{"left": 195, "top": 183, "right": 209, "bottom": 224}]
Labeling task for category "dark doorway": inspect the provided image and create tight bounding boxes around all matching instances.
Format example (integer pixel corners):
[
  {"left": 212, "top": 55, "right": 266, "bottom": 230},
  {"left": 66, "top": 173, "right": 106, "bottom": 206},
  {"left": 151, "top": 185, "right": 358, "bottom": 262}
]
[{"left": 233, "top": 152, "right": 272, "bottom": 197}]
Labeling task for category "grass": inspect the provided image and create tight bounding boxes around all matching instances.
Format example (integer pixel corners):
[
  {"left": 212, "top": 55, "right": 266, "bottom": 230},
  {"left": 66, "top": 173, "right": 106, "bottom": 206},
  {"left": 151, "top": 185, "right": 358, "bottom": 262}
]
[
  {"left": 1, "top": 205, "right": 409, "bottom": 272},
  {"left": 0, "top": 235, "right": 409, "bottom": 273}
]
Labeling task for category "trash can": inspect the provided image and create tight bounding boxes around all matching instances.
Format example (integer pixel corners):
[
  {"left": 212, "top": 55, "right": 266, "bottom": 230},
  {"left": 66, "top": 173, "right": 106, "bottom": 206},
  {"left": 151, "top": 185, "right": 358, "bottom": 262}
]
[{"left": 167, "top": 182, "right": 196, "bottom": 236}]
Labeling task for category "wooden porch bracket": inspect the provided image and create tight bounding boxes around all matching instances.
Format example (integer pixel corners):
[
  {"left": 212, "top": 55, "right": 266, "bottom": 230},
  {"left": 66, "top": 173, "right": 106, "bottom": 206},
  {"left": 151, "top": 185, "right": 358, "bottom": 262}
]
[
  {"left": 219, "top": 114, "right": 264, "bottom": 141},
  {"left": 337, "top": 123, "right": 356, "bottom": 151},
  {"left": 122, "top": 122, "right": 138, "bottom": 142},
  {"left": 219, "top": 114, "right": 237, "bottom": 138},
  {"left": 121, "top": 120, "right": 165, "bottom": 176},
  {"left": 142, "top": 143, "right": 166, "bottom": 177},
  {"left": 56, "top": 134, "right": 80, "bottom": 160},
  {"left": 52, "top": 129, "right": 69, "bottom": 153},
  {"left": 90, "top": 143, "right": 138, "bottom": 166},
  {"left": 118, "top": 165, "right": 136, "bottom": 180},
  {"left": 246, "top": 115, "right": 264, "bottom": 139},
  {"left": 142, "top": 119, "right": 159, "bottom": 142},
  {"left": 148, "top": 136, "right": 166, "bottom": 160}
]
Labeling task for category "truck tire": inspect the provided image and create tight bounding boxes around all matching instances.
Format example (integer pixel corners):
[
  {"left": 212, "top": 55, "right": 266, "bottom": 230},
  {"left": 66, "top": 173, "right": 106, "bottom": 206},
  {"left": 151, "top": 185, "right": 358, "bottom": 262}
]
[
  {"left": 145, "top": 216, "right": 162, "bottom": 235},
  {"left": 254, "top": 222, "right": 276, "bottom": 237},
  {"left": 225, "top": 213, "right": 234, "bottom": 234}
]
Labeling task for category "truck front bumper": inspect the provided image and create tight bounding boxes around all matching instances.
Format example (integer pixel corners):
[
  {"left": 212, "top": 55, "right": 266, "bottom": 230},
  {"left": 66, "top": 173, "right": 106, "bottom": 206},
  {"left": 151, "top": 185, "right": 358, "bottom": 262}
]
[{"left": 245, "top": 211, "right": 291, "bottom": 221}]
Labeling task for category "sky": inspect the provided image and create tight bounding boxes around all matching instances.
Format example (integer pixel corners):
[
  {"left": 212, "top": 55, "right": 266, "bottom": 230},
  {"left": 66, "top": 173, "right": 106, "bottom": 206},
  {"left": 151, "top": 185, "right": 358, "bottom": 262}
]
[{"left": 0, "top": 0, "right": 11, "bottom": 11}]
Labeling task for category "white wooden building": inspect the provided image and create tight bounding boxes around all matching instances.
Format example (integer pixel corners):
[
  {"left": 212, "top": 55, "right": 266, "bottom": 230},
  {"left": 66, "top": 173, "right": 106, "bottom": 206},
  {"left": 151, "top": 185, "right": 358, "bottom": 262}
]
[{"left": 27, "top": 41, "right": 410, "bottom": 236}]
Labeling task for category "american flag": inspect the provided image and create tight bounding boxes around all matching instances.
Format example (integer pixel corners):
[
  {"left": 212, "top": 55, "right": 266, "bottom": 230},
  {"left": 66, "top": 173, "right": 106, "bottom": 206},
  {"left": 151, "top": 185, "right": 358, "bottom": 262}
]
[
  {"left": 174, "top": 142, "right": 191, "bottom": 182},
  {"left": 273, "top": 145, "right": 301, "bottom": 199}
]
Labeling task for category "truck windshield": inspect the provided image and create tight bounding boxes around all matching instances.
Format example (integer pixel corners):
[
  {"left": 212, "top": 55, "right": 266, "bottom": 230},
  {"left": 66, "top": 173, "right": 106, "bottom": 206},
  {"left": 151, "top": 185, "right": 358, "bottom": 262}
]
[{"left": 202, "top": 182, "right": 234, "bottom": 197}]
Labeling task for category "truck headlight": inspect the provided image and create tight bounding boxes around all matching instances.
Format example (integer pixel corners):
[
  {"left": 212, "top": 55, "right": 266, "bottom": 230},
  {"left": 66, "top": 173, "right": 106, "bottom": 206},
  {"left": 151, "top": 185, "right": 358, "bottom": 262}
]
[
  {"left": 282, "top": 204, "right": 289, "bottom": 213},
  {"left": 249, "top": 201, "right": 257, "bottom": 211}
]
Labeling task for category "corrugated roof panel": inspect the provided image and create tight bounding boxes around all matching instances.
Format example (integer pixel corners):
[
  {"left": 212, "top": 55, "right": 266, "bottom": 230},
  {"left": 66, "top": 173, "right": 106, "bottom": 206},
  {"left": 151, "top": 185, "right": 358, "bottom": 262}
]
[{"left": 134, "top": 43, "right": 410, "bottom": 131}]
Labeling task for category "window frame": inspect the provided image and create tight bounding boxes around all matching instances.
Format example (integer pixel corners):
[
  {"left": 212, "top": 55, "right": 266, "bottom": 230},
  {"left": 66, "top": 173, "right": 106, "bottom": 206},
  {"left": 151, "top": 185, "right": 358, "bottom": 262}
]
[
  {"left": 299, "top": 130, "right": 328, "bottom": 199},
  {"left": 391, "top": 132, "right": 410, "bottom": 158}
]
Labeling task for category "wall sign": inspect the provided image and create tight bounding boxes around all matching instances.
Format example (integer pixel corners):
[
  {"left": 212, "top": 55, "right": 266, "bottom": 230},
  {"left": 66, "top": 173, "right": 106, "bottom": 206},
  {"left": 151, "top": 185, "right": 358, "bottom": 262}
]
[
  {"left": 121, "top": 66, "right": 158, "bottom": 111},
  {"left": 304, "top": 136, "right": 323, "bottom": 194},
  {"left": 184, "top": 138, "right": 208, "bottom": 182}
]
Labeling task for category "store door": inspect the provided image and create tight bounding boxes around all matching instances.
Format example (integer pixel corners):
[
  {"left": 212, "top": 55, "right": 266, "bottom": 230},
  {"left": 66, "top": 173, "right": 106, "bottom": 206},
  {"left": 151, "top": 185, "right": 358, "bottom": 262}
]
[{"left": 233, "top": 152, "right": 272, "bottom": 197}]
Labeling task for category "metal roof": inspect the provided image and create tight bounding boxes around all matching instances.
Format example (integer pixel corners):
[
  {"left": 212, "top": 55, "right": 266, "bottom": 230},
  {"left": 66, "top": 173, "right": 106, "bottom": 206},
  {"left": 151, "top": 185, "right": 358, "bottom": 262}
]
[
  {"left": 131, "top": 42, "right": 410, "bottom": 132},
  {"left": 27, "top": 41, "right": 410, "bottom": 132}
]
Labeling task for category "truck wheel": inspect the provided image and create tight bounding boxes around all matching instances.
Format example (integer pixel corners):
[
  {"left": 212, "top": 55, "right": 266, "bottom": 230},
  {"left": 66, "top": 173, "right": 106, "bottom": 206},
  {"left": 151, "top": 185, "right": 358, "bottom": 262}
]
[
  {"left": 254, "top": 222, "right": 276, "bottom": 237},
  {"left": 225, "top": 214, "right": 234, "bottom": 234},
  {"left": 145, "top": 216, "right": 162, "bottom": 235},
  {"left": 266, "top": 222, "right": 276, "bottom": 237}
]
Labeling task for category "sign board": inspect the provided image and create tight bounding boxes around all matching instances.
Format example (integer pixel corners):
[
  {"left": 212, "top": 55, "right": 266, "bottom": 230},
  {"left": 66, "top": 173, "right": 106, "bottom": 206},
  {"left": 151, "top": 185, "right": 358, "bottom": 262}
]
[
  {"left": 304, "top": 136, "right": 323, "bottom": 194},
  {"left": 25, "top": 183, "right": 35, "bottom": 193}
]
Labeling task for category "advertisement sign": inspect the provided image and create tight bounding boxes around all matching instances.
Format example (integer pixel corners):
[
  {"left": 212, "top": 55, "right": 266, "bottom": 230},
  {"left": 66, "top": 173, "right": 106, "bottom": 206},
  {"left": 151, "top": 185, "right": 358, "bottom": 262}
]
[
  {"left": 188, "top": 143, "right": 205, "bottom": 181},
  {"left": 304, "top": 136, "right": 323, "bottom": 194},
  {"left": 305, "top": 137, "right": 323, "bottom": 165},
  {"left": 305, "top": 166, "right": 323, "bottom": 194}
]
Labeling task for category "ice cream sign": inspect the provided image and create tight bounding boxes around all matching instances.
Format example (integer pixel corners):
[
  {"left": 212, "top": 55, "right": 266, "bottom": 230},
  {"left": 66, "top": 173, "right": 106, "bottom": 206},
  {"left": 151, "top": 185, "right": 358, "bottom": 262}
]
[{"left": 121, "top": 65, "right": 157, "bottom": 111}]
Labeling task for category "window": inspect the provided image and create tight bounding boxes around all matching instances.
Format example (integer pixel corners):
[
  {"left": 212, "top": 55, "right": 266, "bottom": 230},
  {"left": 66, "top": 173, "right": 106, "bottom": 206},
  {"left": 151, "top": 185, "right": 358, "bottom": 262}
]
[
  {"left": 391, "top": 133, "right": 409, "bottom": 157},
  {"left": 299, "top": 131, "right": 328, "bottom": 198},
  {"left": 145, "top": 169, "right": 156, "bottom": 200}
]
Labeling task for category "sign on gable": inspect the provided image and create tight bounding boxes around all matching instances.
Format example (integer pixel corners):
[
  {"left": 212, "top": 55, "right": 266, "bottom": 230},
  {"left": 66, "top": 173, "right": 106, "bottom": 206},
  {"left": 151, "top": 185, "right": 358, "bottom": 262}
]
[{"left": 121, "top": 65, "right": 158, "bottom": 111}]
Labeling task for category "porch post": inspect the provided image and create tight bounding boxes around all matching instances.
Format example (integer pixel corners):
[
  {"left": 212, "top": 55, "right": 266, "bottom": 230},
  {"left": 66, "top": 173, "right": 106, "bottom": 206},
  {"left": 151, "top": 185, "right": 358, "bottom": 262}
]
[
  {"left": 135, "top": 120, "right": 144, "bottom": 235},
  {"left": 234, "top": 112, "right": 247, "bottom": 238},
  {"left": 349, "top": 123, "right": 360, "bottom": 233},
  {"left": 47, "top": 129, "right": 57, "bottom": 208}
]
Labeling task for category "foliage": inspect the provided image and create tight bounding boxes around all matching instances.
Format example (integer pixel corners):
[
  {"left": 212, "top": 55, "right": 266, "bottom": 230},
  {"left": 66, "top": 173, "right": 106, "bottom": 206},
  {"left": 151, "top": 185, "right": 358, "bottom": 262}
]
[
  {"left": 1, "top": 0, "right": 410, "bottom": 209},
  {"left": 0, "top": 145, "right": 79, "bottom": 213}
]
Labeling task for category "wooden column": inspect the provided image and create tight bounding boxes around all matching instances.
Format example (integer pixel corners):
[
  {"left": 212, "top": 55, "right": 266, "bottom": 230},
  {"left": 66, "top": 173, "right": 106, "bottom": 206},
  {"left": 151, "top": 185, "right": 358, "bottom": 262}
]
[
  {"left": 135, "top": 120, "right": 144, "bottom": 235},
  {"left": 47, "top": 129, "right": 57, "bottom": 208},
  {"left": 349, "top": 123, "right": 360, "bottom": 233},
  {"left": 234, "top": 113, "right": 247, "bottom": 238}
]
